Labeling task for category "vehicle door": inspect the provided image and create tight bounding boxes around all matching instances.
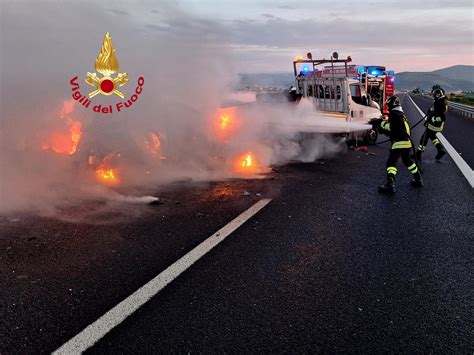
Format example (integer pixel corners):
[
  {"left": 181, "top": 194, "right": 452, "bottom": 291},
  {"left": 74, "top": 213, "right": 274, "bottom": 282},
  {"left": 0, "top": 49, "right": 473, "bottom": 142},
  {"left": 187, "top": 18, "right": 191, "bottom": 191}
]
[{"left": 348, "top": 83, "right": 381, "bottom": 122}]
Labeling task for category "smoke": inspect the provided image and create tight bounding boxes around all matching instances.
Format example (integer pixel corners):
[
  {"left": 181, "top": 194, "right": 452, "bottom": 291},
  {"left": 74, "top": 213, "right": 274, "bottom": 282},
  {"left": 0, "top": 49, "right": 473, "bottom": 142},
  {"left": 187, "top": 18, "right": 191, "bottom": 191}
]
[
  {"left": 0, "top": 0, "right": 229, "bottom": 212},
  {"left": 0, "top": 0, "right": 368, "bottom": 214},
  {"left": 210, "top": 98, "right": 370, "bottom": 168}
]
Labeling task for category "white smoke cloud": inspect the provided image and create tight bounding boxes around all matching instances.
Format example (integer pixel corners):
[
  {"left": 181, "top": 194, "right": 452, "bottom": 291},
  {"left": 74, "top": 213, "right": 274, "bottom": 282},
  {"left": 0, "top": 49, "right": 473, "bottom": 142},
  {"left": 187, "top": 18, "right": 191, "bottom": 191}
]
[
  {"left": 0, "top": 0, "right": 233, "bottom": 212},
  {"left": 0, "top": 0, "right": 367, "bottom": 214}
]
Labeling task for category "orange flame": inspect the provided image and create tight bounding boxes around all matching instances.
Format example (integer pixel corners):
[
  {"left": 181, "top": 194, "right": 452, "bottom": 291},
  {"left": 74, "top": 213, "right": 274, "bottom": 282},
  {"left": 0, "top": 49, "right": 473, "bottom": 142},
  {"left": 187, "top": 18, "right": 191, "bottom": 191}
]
[
  {"left": 95, "top": 153, "right": 119, "bottom": 184},
  {"left": 220, "top": 115, "right": 230, "bottom": 128},
  {"left": 42, "top": 100, "right": 82, "bottom": 155},
  {"left": 233, "top": 152, "right": 260, "bottom": 175},
  {"left": 241, "top": 154, "right": 252, "bottom": 168},
  {"left": 144, "top": 132, "right": 166, "bottom": 160},
  {"left": 212, "top": 107, "right": 241, "bottom": 142}
]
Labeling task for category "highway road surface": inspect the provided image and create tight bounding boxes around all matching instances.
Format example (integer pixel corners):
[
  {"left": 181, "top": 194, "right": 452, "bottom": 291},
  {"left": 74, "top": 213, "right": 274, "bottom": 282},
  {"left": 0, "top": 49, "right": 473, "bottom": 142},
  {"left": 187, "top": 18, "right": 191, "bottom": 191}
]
[{"left": 1, "top": 94, "right": 472, "bottom": 353}]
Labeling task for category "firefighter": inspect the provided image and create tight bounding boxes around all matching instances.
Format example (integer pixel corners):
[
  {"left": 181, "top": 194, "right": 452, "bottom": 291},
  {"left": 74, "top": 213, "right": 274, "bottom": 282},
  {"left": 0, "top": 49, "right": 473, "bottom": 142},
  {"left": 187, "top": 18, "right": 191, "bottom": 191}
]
[
  {"left": 415, "top": 87, "right": 448, "bottom": 161},
  {"left": 372, "top": 95, "right": 423, "bottom": 193}
]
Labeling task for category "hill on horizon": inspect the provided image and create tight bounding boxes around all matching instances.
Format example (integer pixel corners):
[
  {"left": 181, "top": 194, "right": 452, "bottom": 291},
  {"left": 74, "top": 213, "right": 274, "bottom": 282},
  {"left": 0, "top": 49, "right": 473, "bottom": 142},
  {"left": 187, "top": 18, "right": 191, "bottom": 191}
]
[
  {"left": 397, "top": 65, "right": 473, "bottom": 92},
  {"left": 432, "top": 65, "right": 474, "bottom": 82}
]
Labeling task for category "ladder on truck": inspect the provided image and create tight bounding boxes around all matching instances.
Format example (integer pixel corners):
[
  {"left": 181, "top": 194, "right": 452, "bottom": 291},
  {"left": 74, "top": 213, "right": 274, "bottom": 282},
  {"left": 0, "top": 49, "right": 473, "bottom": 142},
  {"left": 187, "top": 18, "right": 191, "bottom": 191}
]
[
  {"left": 293, "top": 55, "right": 352, "bottom": 114},
  {"left": 295, "top": 77, "right": 348, "bottom": 113}
]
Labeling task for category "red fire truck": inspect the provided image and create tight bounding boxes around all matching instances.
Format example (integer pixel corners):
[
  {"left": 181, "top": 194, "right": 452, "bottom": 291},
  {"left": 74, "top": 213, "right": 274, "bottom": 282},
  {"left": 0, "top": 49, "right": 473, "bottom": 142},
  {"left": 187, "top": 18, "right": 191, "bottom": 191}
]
[{"left": 356, "top": 65, "right": 395, "bottom": 114}]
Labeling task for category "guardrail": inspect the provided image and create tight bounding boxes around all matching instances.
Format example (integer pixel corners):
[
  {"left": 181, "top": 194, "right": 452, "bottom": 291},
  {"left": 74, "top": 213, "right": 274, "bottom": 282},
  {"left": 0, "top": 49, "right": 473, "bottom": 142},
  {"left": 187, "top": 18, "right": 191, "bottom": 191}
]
[{"left": 448, "top": 101, "right": 474, "bottom": 119}]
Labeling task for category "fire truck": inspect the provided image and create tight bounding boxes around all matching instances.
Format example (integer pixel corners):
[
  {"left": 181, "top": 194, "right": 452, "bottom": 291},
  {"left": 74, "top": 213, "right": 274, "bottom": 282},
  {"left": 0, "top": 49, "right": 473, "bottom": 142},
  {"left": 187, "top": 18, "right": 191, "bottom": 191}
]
[
  {"left": 293, "top": 54, "right": 395, "bottom": 113},
  {"left": 356, "top": 65, "right": 395, "bottom": 114},
  {"left": 291, "top": 52, "right": 388, "bottom": 144}
]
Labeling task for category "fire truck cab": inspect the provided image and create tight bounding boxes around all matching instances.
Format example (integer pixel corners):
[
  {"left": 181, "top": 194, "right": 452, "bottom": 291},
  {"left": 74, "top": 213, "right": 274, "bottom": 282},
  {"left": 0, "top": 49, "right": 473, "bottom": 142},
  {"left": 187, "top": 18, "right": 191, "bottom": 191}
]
[
  {"left": 356, "top": 65, "right": 395, "bottom": 114},
  {"left": 292, "top": 54, "right": 383, "bottom": 144}
]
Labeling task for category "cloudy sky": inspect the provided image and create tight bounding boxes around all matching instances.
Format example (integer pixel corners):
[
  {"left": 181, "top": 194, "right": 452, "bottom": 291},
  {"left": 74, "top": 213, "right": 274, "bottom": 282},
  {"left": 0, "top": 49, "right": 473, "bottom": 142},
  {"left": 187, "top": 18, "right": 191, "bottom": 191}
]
[
  {"left": 177, "top": 0, "right": 473, "bottom": 73},
  {"left": 1, "top": 0, "right": 472, "bottom": 76}
]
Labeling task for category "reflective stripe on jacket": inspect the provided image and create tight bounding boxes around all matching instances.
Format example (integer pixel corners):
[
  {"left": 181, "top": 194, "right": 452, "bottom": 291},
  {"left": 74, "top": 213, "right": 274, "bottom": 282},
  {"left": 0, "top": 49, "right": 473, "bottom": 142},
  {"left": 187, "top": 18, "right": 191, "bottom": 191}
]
[
  {"left": 427, "top": 121, "right": 445, "bottom": 132},
  {"left": 426, "top": 97, "right": 447, "bottom": 132},
  {"left": 379, "top": 106, "right": 413, "bottom": 149}
]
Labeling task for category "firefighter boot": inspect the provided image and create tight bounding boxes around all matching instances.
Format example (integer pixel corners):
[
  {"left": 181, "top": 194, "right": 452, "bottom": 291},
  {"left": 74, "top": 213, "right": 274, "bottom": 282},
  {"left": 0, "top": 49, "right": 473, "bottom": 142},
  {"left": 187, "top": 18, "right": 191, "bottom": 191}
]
[
  {"left": 435, "top": 147, "right": 446, "bottom": 160},
  {"left": 379, "top": 176, "right": 395, "bottom": 194},
  {"left": 410, "top": 171, "right": 424, "bottom": 188}
]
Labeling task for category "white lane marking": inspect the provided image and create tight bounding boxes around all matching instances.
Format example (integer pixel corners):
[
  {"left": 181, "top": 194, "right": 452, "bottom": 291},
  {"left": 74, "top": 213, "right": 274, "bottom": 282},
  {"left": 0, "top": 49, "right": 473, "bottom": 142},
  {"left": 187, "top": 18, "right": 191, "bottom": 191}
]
[
  {"left": 53, "top": 198, "right": 272, "bottom": 354},
  {"left": 406, "top": 94, "right": 474, "bottom": 188}
]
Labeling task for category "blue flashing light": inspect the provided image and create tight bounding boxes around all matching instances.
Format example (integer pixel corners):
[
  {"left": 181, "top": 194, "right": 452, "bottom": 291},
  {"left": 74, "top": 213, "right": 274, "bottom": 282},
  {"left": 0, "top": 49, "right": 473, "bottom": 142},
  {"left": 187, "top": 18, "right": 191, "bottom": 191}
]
[
  {"left": 358, "top": 66, "right": 365, "bottom": 74},
  {"left": 367, "top": 66, "right": 384, "bottom": 76},
  {"left": 303, "top": 66, "right": 309, "bottom": 72}
]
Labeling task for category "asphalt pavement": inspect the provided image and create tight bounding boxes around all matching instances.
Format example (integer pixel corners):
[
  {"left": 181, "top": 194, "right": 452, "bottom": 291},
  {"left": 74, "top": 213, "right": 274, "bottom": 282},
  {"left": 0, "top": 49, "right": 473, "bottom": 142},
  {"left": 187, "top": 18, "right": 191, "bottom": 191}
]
[{"left": 1, "top": 94, "right": 472, "bottom": 353}]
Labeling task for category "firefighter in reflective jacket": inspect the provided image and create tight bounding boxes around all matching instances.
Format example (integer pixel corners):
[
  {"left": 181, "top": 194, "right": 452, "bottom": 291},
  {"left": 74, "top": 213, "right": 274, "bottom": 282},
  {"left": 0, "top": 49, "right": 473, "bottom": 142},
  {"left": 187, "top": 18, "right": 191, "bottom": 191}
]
[
  {"left": 415, "top": 87, "right": 448, "bottom": 161},
  {"left": 372, "top": 95, "right": 423, "bottom": 193}
]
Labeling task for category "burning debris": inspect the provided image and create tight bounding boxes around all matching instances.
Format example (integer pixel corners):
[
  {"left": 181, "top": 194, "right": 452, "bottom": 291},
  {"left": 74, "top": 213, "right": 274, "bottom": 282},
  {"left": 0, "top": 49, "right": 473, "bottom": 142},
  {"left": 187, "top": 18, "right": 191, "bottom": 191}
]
[
  {"left": 220, "top": 115, "right": 230, "bottom": 128},
  {"left": 242, "top": 154, "right": 253, "bottom": 168},
  {"left": 42, "top": 100, "right": 82, "bottom": 155},
  {"left": 212, "top": 107, "right": 242, "bottom": 143},
  {"left": 144, "top": 132, "right": 166, "bottom": 160},
  {"left": 95, "top": 153, "right": 119, "bottom": 184},
  {"left": 232, "top": 151, "right": 266, "bottom": 175}
]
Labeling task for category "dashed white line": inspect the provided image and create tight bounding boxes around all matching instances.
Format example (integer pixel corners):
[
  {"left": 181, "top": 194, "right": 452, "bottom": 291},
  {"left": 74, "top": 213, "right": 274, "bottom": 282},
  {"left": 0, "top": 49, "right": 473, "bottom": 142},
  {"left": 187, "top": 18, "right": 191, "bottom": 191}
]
[
  {"left": 53, "top": 198, "right": 272, "bottom": 354},
  {"left": 406, "top": 94, "right": 474, "bottom": 188}
]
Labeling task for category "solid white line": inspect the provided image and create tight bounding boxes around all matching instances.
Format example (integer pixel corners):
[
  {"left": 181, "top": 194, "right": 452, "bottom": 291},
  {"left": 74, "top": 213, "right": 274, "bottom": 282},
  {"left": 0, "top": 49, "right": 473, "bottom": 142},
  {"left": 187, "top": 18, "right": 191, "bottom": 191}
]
[
  {"left": 53, "top": 198, "right": 272, "bottom": 354},
  {"left": 406, "top": 94, "right": 474, "bottom": 188}
]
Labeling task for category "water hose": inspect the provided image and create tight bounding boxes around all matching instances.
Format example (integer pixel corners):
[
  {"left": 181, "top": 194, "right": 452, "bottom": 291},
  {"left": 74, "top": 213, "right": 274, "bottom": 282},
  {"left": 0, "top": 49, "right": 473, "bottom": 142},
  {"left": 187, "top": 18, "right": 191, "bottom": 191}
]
[{"left": 374, "top": 114, "right": 427, "bottom": 145}]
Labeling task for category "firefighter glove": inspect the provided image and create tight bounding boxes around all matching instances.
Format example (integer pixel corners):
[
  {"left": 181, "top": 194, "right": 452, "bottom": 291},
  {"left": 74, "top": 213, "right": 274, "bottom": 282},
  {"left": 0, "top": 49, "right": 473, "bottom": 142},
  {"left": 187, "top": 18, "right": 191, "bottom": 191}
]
[{"left": 371, "top": 118, "right": 383, "bottom": 131}]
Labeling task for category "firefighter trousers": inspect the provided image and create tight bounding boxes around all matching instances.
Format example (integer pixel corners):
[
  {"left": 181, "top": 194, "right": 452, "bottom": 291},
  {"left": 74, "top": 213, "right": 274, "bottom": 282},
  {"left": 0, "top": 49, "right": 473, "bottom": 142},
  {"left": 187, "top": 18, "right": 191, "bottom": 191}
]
[
  {"left": 417, "top": 128, "right": 445, "bottom": 153},
  {"left": 386, "top": 148, "right": 419, "bottom": 179}
]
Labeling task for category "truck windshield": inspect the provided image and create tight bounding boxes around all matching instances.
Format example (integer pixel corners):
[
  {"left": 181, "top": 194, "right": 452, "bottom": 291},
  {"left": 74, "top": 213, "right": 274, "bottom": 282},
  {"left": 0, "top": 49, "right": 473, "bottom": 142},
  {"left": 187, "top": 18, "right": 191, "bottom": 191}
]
[{"left": 350, "top": 84, "right": 365, "bottom": 105}]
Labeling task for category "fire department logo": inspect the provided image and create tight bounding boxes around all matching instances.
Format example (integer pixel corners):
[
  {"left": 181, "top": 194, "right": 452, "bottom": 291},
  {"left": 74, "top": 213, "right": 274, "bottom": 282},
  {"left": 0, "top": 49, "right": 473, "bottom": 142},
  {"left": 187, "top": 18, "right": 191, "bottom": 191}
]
[
  {"left": 69, "top": 32, "right": 144, "bottom": 114},
  {"left": 85, "top": 32, "right": 128, "bottom": 99}
]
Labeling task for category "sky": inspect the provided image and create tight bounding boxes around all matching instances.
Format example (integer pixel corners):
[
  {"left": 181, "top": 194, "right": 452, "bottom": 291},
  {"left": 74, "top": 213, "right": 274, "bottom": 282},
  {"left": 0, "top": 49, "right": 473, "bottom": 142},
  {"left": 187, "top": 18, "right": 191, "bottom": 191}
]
[
  {"left": 176, "top": 0, "right": 473, "bottom": 73},
  {"left": 0, "top": 0, "right": 473, "bottom": 75}
]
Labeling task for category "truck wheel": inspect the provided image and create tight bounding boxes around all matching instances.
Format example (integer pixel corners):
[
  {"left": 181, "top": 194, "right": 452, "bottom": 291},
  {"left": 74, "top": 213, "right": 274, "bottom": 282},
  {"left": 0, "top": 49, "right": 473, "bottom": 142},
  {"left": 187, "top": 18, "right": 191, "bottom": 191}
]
[{"left": 363, "top": 128, "right": 378, "bottom": 145}]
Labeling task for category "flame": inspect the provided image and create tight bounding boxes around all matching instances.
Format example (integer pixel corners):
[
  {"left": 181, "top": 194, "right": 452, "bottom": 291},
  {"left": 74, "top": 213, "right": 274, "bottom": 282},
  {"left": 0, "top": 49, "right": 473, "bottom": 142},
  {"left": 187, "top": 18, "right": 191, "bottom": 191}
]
[
  {"left": 97, "top": 168, "right": 117, "bottom": 181},
  {"left": 220, "top": 115, "right": 230, "bottom": 128},
  {"left": 95, "top": 153, "right": 119, "bottom": 184},
  {"left": 144, "top": 132, "right": 166, "bottom": 160},
  {"left": 212, "top": 107, "right": 241, "bottom": 142},
  {"left": 95, "top": 32, "right": 119, "bottom": 76},
  {"left": 241, "top": 154, "right": 252, "bottom": 168},
  {"left": 42, "top": 99, "right": 82, "bottom": 155},
  {"left": 233, "top": 152, "right": 260, "bottom": 174},
  {"left": 144, "top": 132, "right": 161, "bottom": 154}
]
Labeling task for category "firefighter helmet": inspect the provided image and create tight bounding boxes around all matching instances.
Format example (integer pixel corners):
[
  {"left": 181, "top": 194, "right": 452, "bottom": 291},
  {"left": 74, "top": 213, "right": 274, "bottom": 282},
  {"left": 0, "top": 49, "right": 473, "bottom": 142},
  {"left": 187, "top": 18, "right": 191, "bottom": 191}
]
[
  {"left": 386, "top": 95, "right": 400, "bottom": 110},
  {"left": 431, "top": 87, "right": 445, "bottom": 99}
]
